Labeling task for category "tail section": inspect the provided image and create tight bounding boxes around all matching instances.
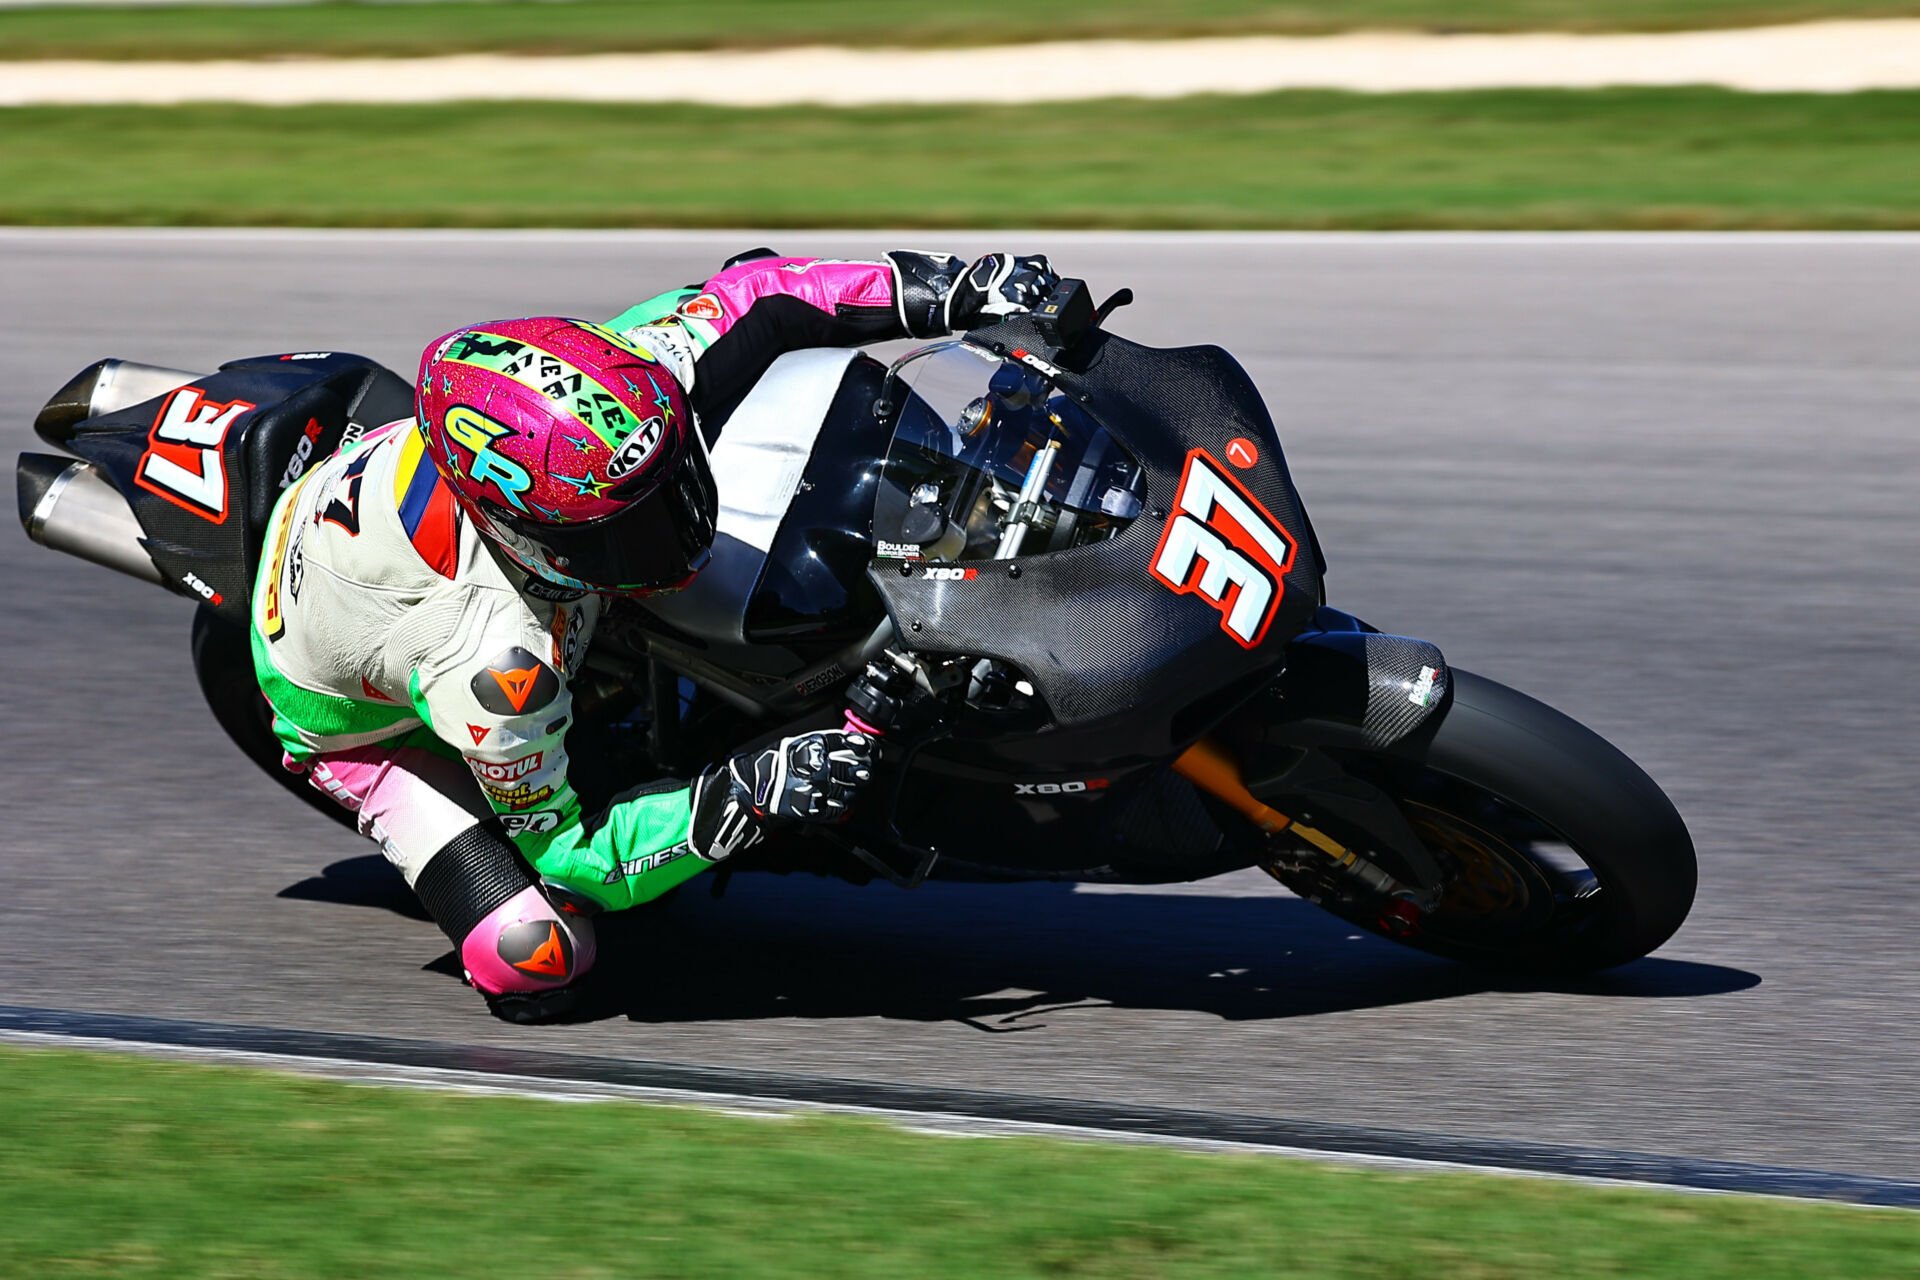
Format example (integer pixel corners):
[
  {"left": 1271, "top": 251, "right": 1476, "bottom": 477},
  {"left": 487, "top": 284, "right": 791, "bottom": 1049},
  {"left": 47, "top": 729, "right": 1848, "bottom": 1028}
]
[{"left": 14, "top": 350, "right": 415, "bottom": 620}]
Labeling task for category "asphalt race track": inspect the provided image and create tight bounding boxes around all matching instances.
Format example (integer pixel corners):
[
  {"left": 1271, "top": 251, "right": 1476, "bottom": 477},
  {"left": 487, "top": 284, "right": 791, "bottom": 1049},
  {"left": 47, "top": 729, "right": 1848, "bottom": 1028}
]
[{"left": 3, "top": 230, "right": 1916, "bottom": 1182}]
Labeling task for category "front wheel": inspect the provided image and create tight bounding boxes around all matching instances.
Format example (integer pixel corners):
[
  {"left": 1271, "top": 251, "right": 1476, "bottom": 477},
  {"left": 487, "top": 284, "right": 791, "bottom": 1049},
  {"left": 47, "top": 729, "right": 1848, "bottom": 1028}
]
[{"left": 1256, "top": 670, "right": 1697, "bottom": 973}]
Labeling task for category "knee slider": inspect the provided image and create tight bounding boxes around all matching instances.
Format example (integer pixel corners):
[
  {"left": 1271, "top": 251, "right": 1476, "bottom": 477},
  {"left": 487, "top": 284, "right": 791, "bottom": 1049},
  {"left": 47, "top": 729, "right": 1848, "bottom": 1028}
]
[
  {"left": 414, "top": 824, "right": 598, "bottom": 996},
  {"left": 471, "top": 885, "right": 598, "bottom": 995}
]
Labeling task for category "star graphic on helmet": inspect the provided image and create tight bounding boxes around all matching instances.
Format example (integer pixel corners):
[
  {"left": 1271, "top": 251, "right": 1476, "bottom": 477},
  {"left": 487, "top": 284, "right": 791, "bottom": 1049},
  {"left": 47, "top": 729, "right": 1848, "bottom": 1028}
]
[
  {"left": 530, "top": 500, "right": 566, "bottom": 522},
  {"left": 647, "top": 374, "right": 676, "bottom": 425},
  {"left": 562, "top": 432, "right": 596, "bottom": 455},
  {"left": 439, "top": 373, "right": 453, "bottom": 395},
  {"left": 553, "top": 470, "right": 611, "bottom": 499}
]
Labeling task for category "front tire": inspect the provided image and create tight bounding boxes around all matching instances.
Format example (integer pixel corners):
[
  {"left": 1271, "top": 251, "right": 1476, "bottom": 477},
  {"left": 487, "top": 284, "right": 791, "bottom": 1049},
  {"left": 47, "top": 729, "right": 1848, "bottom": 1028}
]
[{"left": 1261, "top": 670, "right": 1697, "bottom": 973}]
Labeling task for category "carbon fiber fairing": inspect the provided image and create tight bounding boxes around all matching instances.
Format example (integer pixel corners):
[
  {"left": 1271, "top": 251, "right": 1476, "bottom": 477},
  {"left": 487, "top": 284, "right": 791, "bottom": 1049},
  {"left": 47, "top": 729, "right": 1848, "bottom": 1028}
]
[
  {"left": 870, "top": 322, "right": 1324, "bottom": 762},
  {"left": 1260, "top": 611, "right": 1452, "bottom": 752},
  {"left": 1356, "top": 631, "right": 1451, "bottom": 749}
]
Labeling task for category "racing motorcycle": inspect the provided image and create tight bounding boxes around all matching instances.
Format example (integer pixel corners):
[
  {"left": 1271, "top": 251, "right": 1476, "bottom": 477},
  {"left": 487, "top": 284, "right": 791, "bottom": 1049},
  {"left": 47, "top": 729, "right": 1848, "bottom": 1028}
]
[{"left": 15, "top": 280, "right": 1696, "bottom": 973}]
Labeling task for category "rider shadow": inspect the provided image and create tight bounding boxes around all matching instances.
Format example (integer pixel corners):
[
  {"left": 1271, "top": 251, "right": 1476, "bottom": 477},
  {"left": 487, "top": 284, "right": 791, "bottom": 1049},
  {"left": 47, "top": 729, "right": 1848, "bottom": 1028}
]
[
  {"left": 577, "top": 873, "right": 1758, "bottom": 1030},
  {"left": 284, "top": 856, "right": 1758, "bottom": 1029},
  {"left": 280, "top": 854, "right": 431, "bottom": 922}
]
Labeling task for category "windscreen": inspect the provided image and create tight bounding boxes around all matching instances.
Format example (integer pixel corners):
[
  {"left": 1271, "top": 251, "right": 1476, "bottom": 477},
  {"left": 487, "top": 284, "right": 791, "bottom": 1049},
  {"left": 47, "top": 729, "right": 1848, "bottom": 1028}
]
[{"left": 872, "top": 341, "right": 1145, "bottom": 563}]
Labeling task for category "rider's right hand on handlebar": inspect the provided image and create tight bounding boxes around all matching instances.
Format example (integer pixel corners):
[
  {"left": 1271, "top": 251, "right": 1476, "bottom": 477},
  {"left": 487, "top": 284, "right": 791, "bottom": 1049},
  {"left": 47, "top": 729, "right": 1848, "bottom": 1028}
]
[{"left": 688, "top": 729, "right": 876, "bottom": 861}]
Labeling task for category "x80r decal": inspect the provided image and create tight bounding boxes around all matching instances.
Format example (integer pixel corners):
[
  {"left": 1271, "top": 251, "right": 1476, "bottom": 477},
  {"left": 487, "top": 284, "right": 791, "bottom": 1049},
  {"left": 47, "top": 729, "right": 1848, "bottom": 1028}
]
[{"left": 1149, "top": 448, "right": 1297, "bottom": 649}]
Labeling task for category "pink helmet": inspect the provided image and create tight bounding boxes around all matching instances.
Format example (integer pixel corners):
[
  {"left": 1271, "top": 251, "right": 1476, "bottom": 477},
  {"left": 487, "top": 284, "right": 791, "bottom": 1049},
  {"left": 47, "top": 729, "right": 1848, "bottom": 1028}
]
[{"left": 417, "top": 317, "right": 714, "bottom": 596}]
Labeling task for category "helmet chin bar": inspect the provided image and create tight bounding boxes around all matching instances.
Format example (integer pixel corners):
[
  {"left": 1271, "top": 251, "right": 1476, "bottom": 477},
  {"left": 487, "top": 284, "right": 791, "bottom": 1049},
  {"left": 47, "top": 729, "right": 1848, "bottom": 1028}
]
[
  {"left": 621, "top": 543, "right": 711, "bottom": 598},
  {"left": 472, "top": 504, "right": 590, "bottom": 591},
  {"left": 471, "top": 502, "right": 710, "bottom": 600}
]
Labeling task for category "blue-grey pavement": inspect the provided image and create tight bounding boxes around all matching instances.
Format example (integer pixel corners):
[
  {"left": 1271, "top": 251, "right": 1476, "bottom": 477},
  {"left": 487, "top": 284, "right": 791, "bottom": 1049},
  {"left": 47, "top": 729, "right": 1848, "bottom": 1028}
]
[{"left": 2, "top": 230, "right": 1915, "bottom": 1178}]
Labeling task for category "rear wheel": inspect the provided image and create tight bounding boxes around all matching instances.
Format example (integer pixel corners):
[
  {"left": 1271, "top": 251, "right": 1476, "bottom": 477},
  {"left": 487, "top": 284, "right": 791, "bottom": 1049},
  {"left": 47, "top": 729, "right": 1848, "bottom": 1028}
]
[
  {"left": 1257, "top": 670, "right": 1696, "bottom": 973},
  {"left": 191, "top": 605, "right": 356, "bottom": 831}
]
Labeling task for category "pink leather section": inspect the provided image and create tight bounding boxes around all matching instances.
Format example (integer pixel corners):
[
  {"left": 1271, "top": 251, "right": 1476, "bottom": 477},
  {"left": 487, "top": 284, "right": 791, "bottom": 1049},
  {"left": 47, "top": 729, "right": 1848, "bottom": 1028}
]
[
  {"left": 696, "top": 258, "right": 896, "bottom": 340},
  {"left": 304, "top": 746, "right": 594, "bottom": 996},
  {"left": 460, "top": 885, "right": 598, "bottom": 996},
  {"left": 303, "top": 745, "right": 496, "bottom": 884}
]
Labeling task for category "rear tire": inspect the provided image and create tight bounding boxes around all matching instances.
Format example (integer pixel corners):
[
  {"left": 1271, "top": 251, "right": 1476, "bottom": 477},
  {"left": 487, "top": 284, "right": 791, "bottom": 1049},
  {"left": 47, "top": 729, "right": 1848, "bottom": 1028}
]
[
  {"left": 1264, "top": 670, "right": 1696, "bottom": 973},
  {"left": 191, "top": 605, "right": 356, "bottom": 831}
]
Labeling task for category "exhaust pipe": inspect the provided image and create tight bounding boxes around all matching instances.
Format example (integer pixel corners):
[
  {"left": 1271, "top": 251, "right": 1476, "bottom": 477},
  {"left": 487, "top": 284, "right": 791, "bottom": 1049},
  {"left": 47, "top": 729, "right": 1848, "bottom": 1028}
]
[
  {"left": 16, "top": 452, "right": 164, "bottom": 586},
  {"left": 34, "top": 359, "right": 199, "bottom": 448}
]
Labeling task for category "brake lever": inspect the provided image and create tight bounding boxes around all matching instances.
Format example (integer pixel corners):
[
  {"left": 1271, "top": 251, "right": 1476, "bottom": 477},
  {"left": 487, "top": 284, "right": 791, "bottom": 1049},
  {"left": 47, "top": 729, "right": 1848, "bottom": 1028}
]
[{"left": 1091, "top": 287, "right": 1134, "bottom": 329}]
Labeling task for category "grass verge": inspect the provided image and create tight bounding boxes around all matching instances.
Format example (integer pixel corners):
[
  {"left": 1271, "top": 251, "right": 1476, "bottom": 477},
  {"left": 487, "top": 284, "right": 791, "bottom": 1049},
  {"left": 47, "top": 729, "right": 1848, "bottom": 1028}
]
[
  {"left": 1, "top": 1043, "right": 1916, "bottom": 1279},
  {"left": 2, "top": 0, "right": 1920, "bottom": 61},
  {"left": 1, "top": 90, "right": 1918, "bottom": 230}
]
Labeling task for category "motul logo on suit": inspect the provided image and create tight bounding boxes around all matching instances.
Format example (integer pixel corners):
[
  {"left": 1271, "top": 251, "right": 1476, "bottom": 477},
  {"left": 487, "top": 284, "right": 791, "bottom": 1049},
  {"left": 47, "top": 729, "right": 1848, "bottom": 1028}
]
[{"left": 469, "top": 752, "right": 544, "bottom": 783}]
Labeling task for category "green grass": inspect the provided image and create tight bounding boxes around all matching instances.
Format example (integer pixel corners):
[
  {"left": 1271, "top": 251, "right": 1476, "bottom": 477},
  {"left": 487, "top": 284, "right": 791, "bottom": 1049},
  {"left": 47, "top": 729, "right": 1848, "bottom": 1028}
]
[
  {"left": 0, "top": 1044, "right": 1915, "bottom": 1279},
  {"left": 2, "top": 90, "right": 1918, "bottom": 230},
  {"left": 2, "top": 0, "right": 1920, "bottom": 61}
]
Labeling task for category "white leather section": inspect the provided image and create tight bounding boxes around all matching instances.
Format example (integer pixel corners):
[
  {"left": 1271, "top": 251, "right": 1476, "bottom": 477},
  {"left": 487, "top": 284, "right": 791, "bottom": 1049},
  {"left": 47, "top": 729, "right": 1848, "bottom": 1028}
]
[
  {"left": 643, "top": 348, "right": 856, "bottom": 646},
  {"left": 710, "top": 347, "right": 858, "bottom": 552}
]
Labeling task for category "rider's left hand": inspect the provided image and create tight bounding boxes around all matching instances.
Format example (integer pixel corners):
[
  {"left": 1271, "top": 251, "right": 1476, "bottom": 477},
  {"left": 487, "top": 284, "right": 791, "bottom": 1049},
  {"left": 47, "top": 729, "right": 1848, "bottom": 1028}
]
[
  {"left": 945, "top": 254, "right": 1060, "bottom": 329},
  {"left": 739, "top": 728, "right": 875, "bottom": 825},
  {"left": 687, "top": 729, "right": 876, "bottom": 862}
]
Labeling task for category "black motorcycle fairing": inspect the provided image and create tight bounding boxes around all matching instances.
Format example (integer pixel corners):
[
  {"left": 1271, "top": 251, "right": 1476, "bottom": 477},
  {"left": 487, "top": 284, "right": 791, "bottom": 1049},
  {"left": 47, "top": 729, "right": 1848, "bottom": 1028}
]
[
  {"left": 867, "top": 324, "right": 1324, "bottom": 762},
  {"left": 594, "top": 353, "right": 896, "bottom": 715},
  {"left": 862, "top": 608, "right": 1451, "bottom": 883},
  {"left": 871, "top": 743, "right": 1247, "bottom": 881},
  {"left": 740, "top": 354, "right": 891, "bottom": 645},
  {"left": 37, "top": 352, "right": 412, "bottom": 624}
]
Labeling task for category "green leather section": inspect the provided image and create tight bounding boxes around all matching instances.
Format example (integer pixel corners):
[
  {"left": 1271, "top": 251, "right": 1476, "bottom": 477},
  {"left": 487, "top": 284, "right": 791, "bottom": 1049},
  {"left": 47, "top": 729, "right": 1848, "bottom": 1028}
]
[
  {"left": 250, "top": 621, "right": 415, "bottom": 761},
  {"left": 514, "top": 784, "right": 707, "bottom": 912},
  {"left": 605, "top": 287, "right": 698, "bottom": 334}
]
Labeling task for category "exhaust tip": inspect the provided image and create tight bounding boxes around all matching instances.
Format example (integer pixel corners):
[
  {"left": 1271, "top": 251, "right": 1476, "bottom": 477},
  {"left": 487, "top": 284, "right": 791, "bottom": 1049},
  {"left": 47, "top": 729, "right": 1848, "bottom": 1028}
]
[
  {"left": 33, "top": 361, "right": 110, "bottom": 450},
  {"left": 16, "top": 451, "right": 76, "bottom": 539},
  {"left": 14, "top": 451, "right": 163, "bottom": 586},
  {"left": 34, "top": 359, "right": 201, "bottom": 450}
]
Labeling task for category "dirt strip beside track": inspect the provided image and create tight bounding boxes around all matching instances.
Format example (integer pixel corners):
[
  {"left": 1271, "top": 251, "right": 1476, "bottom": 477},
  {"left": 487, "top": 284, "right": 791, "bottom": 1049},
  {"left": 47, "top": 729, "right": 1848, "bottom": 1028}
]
[{"left": 5, "top": 21, "right": 1920, "bottom": 104}]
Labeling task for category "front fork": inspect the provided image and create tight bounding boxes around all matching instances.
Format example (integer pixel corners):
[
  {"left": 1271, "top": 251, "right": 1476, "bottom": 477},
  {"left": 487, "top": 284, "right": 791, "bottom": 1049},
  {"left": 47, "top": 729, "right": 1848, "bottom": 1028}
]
[{"left": 1172, "top": 735, "right": 1437, "bottom": 937}]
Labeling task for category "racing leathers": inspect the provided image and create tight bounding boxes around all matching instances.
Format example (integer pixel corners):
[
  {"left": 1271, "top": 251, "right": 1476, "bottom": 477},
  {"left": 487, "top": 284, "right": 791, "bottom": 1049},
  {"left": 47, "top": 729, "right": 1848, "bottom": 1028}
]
[{"left": 249, "top": 249, "right": 1053, "bottom": 1014}]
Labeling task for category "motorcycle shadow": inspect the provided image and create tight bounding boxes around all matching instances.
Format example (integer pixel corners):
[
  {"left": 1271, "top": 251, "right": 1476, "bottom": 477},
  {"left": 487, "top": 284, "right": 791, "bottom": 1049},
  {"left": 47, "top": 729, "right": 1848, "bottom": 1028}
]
[
  {"left": 578, "top": 872, "right": 1757, "bottom": 1029},
  {"left": 286, "top": 856, "right": 1757, "bottom": 1028}
]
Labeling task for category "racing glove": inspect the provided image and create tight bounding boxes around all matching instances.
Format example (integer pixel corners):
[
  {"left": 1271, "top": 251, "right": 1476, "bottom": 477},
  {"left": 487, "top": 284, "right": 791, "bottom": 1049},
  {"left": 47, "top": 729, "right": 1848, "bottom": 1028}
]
[
  {"left": 947, "top": 253, "right": 1059, "bottom": 329},
  {"left": 889, "top": 251, "right": 1060, "bottom": 337},
  {"left": 686, "top": 729, "right": 876, "bottom": 861}
]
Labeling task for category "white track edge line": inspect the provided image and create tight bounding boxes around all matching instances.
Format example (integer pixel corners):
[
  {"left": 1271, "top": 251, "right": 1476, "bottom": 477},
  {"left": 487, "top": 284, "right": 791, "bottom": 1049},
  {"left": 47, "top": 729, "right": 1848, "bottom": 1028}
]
[{"left": 2, "top": 1028, "right": 1898, "bottom": 1210}]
